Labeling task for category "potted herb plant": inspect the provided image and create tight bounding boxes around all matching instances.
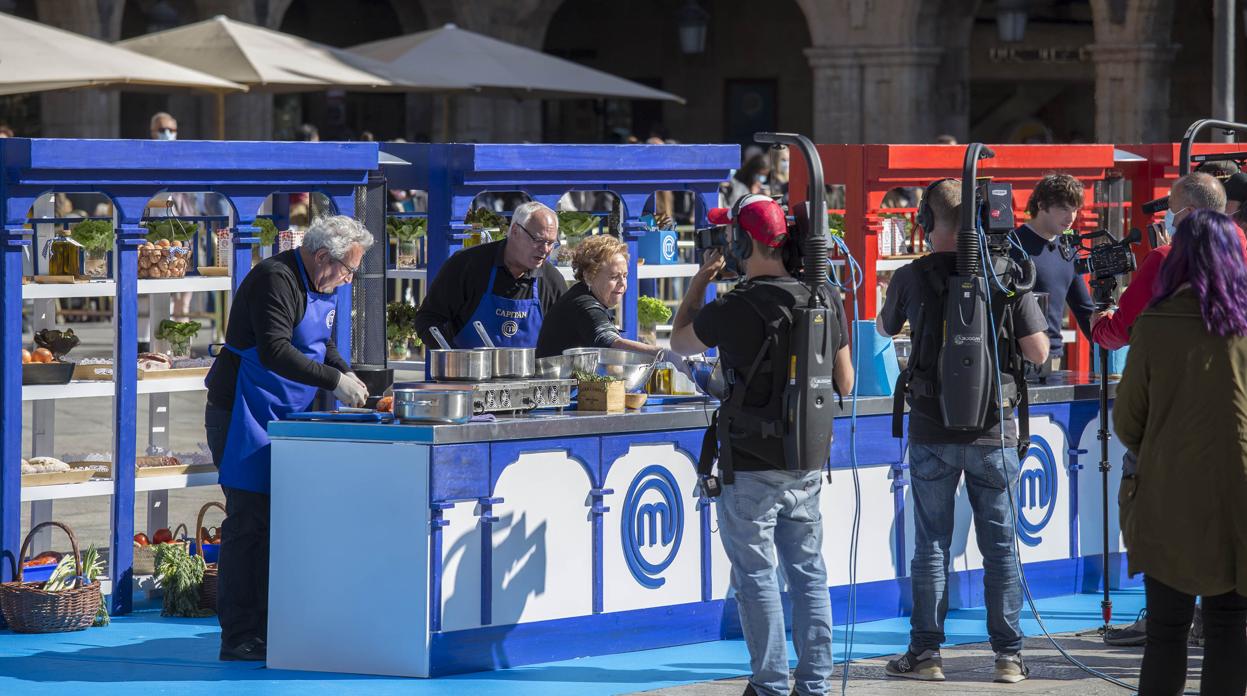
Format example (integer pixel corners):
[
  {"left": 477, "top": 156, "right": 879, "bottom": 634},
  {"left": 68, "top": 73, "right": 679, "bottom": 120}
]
[
  {"left": 556, "top": 211, "right": 600, "bottom": 265},
  {"left": 637, "top": 295, "right": 672, "bottom": 345},
  {"left": 70, "top": 219, "right": 114, "bottom": 279},
  {"left": 387, "top": 216, "right": 427, "bottom": 269},
  {"left": 155, "top": 319, "right": 202, "bottom": 359},
  {"left": 464, "top": 207, "right": 508, "bottom": 248},
  {"left": 386, "top": 302, "right": 420, "bottom": 360}
]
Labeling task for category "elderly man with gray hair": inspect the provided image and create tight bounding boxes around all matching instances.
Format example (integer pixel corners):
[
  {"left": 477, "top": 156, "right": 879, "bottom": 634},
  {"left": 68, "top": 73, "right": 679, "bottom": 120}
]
[
  {"left": 415, "top": 200, "right": 566, "bottom": 349},
  {"left": 204, "top": 214, "right": 374, "bottom": 662}
]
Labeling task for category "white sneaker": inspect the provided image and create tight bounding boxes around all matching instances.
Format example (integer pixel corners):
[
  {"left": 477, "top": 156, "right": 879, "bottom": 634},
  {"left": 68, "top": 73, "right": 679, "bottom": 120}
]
[{"left": 994, "top": 652, "right": 1029, "bottom": 683}]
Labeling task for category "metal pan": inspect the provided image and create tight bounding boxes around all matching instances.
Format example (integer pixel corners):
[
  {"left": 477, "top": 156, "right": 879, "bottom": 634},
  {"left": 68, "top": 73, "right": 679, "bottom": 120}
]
[
  {"left": 474, "top": 320, "right": 534, "bottom": 378},
  {"left": 428, "top": 349, "right": 492, "bottom": 381},
  {"left": 393, "top": 384, "right": 475, "bottom": 424}
]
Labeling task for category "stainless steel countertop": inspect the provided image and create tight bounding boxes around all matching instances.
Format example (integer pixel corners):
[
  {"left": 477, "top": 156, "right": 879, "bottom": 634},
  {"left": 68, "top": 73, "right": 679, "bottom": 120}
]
[{"left": 269, "top": 372, "right": 1115, "bottom": 445}]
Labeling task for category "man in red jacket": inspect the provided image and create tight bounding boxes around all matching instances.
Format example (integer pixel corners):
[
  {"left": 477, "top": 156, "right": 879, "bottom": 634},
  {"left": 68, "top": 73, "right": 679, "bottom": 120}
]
[
  {"left": 1091, "top": 173, "right": 1234, "bottom": 350},
  {"left": 1091, "top": 172, "right": 1231, "bottom": 649}
]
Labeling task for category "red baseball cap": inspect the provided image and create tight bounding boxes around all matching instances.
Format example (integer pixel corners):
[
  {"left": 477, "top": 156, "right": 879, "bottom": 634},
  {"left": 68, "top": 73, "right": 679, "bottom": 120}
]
[{"left": 707, "top": 194, "right": 788, "bottom": 248}]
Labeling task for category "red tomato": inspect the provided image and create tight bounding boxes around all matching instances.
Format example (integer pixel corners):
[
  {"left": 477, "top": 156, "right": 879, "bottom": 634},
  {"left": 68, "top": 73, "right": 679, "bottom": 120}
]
[
  {"left": 32, "top": 347, "right": 53, "bottom": 364},
  {"left": 152, "top": 528, "right": 174, "bottom": 545},
  {"left": 134, "top": 533, "right": 150, "bottom": 547}
]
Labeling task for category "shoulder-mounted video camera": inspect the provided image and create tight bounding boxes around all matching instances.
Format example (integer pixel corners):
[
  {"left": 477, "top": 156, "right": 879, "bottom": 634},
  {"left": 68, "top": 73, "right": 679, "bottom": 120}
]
[
  {"left": 693, "top": 197, "right": 823, "bottom": 281},
  {"left": 1059, "top": 227, "right": 1141, "bottom": 307}
]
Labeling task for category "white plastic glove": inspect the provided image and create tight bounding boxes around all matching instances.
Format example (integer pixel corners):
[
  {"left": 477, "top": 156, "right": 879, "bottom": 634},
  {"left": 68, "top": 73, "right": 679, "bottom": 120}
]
[{"left": 333, "top": 371, "right": 368, "bottom": 407}]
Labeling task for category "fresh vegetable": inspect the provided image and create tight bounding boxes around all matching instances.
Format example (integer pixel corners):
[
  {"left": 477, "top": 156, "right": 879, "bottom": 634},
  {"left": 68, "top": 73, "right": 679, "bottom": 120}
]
[
  {"left": 155, "top": 320, "right": 202, "bottom": 357},
  {"left": 142, "top": 218, "right": 199, "bottom": 244},
  {"left": 154, "top": 541, "right": 212, "bottom": 618},
  {"left": 464, "top": 206, "right": 508, "bottom": 230},
  {"left": 24, "top": 551, "right": 61, "bottom": 567},
  {"left": 637, "top": 296, "right": 672, "bottom": 329},
  {"left": 574, "top": 370, "right": 621, "bottom": 384},
  {"left": 152, "top": 528, "right": 174, "bottom": 545},
  {"left": 134, "top": 533, "right": 150, "bottom": 547},
  {"left": 44, "top": 545, "right": 109, "bottom": 626},
  {"left": 70, "top": 219, "right": 115, "bottom": 253},
  {"left": 827, "top": 212, "right": 845, "bottom": 237},
  {"left": 138, "top": 240, "right": 190, "bottom": 278},
  {"left": 376, "top": 395, "right": 394, "bottom": 413},
  {"left": 253, "top": 217, "right": 279, "bottom": 247},
  {"left": 557, "top": 211, "right": 600, "bottom": 243},
  {"left": 21, "top": 349, "right": 30, "bottom": 364},
  {"left": 32, "top": 347, "right": 53, "bottom": 364},
  {"left": 386, "top": 216, "right": 427, "bottom": 241}
]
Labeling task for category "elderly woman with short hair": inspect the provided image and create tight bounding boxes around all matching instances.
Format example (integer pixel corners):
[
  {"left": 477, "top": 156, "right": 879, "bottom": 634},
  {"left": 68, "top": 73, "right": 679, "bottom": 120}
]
[
  {"left": 204, "top": 214, "right": 374, "bottom": 663},
  {"left": 536, "top": 234, "right": 666, "bottom": 359}
]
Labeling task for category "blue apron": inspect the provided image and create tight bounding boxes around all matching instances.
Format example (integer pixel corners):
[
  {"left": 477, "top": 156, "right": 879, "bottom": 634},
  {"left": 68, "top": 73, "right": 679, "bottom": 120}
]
[
  {"left": 452, "top": 265, "right": 544, "bottom": 348},
  {"left": 218, "top": 252, "right": 338, "bottom": 494}
]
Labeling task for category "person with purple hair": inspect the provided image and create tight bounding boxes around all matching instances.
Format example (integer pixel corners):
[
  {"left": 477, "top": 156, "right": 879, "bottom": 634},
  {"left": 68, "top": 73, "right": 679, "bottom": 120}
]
[{"left": 1114, "top": 208, "right": 1247, "bottom": 695}]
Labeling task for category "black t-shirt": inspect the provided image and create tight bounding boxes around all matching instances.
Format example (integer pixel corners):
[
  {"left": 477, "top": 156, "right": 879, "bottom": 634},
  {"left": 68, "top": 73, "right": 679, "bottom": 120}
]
[
  {"left": 693, "top": 276, "right": 849, "bottom": 471},
  {"left": 205, "top": 250, "right": 352, "bottom": 412},
  {"left": 878, "top": 252, "right": 1048, "bottom": 446},
  {"left": 413, "top": 239, "right": 567, "bottom": 348},
  {"left": 535, "top": 281, "right": 621, "bottom": 358}
]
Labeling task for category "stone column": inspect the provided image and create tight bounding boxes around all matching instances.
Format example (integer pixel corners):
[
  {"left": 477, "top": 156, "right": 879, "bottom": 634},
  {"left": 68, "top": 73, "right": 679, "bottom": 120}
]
[
  {"left": 1087, "top": 42, "right": 1180, "bottom": 143},
  {"left": 806, "top": 45, "right": 943, "bottom": 144}
]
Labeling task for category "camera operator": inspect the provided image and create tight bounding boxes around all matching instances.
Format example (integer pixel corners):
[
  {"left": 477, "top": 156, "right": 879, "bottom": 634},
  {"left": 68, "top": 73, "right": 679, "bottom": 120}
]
[
  {"left": 670, "top": 195, "right": 853, "bottom": 696},
  {"left": 1010, "top": 173, "right": 1095, "bottom": 376},
  {"left": 877, "top": 179, "right": 1049, "bottom": 684},
  {"left": 1091, "top": 173, "right": 1234, "bottom": 352}
]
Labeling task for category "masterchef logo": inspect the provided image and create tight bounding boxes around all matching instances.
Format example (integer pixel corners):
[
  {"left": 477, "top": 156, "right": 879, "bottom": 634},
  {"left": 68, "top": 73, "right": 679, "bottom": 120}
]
[
  {"left": 1017, "top": 435, "right": 1058, "bottom": 547},
  {"left": 621, "top": 465, "right": 683, "bottom": 589},
  {"left": 325, "top": 309, "right": 336, "bottom": 330}
]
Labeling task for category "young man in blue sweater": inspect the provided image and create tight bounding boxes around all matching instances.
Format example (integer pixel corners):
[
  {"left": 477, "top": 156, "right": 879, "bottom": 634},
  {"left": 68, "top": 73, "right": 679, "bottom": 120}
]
[{"left": 1010, "top": 173, "right": 1094, "bottom": 376}]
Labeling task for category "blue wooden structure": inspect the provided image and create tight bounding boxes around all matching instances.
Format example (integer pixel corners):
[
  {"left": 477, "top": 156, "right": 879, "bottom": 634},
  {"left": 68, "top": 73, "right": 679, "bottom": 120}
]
[
  {"left": 0, "top": 138, "right": 378, "bottom": 613},
  {"left": 379, "top": 143, "right": 738, "bottom": 338}
]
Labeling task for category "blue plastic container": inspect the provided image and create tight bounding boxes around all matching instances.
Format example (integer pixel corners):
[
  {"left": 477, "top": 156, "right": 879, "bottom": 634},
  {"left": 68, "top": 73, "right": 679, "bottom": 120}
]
[
  {"left": 637, "top": 228, "right": 678, "bottom": 265},
  {"left": 852, "top": 319, "right": 901, "bottom": 397},
  {"left": 191, "top": 542, "right": 220, "bottom": 564},
  {"left": 21, "top": 562, "right": 57, "bottom": 582}
]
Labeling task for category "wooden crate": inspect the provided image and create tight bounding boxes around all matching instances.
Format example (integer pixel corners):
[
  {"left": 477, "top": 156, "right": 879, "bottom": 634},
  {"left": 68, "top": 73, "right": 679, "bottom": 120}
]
[{"left": 577, "top": 380, "right": 624, "bottom": 413}]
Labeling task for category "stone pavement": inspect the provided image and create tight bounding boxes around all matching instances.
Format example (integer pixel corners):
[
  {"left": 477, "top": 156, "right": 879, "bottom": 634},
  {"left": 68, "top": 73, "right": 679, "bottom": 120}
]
[{"left": 630, "top": 631, "right": 1194, "bottom": 695}]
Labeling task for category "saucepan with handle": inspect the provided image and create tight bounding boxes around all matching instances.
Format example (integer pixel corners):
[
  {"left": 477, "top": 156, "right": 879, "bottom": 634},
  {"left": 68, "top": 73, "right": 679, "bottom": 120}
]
[
  {"left": 427, "top": 326, "right": 492, "bottom": 381},
  {"left": 474, "top": 320, "right": 535, "bottom": 379}
]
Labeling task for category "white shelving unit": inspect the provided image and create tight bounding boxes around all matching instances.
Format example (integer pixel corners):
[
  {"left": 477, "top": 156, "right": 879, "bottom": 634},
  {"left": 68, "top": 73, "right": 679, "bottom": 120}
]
[
  {"left": 22, "top": 275, "right": 231, "bottom": 300},
  {"left": 22, "top": 375, "right": 207, "bottom": 402},
  {"left": 387, "top": 268, "right": 427, "bottom": 282}
]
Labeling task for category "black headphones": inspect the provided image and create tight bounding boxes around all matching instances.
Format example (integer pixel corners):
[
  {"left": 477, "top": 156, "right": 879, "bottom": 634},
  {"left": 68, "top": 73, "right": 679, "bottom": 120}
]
[{"left": 916, "top": 177, "right": 958, "bottom": 234}]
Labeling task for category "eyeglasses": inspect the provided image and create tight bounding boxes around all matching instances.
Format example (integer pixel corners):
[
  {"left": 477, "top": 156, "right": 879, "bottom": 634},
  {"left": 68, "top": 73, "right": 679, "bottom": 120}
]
[
  {"left": 516, "top": 221, "right": 559, "bottom": 250},
  {"left": 331, "top": 255, "right": 360, "bottom": 277}
]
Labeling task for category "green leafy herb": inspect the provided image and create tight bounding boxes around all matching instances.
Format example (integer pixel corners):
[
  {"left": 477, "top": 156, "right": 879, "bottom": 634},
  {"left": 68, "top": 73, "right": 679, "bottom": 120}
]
[
  {"left": 574, "top": 369, "right": 621, "bottom": 384},
  {"left": 142, "top": 218, "right": 200, "bottom": 244},
  {"left": 70, "top": 219, "right": 114, "bottom": 253},
  {"left": 156, "top": 320, "right": 202, "bottom": 356},
  {"left": 637, "top": 296, "right": 672, "bottom": 329},
  {"left": 253, "top": 218, "right": 279, "bottom": 247},
  {"left": 827, "top": 212, "right": 845, "bottom": 237},
  {"left": 464, "top": 207, "right": 508, "bottom": 230},
  {"left": 387, "top": 216, "right": 427, "bottom": 242},
  {"left": 386, "top": 302, "right": 420, "bottom": 344},
  {"left": 155, "top": 542, "right": 212, "bottom": 618},
  {"left": 557, "top": 211, "right": 600, "bottom": 242}
]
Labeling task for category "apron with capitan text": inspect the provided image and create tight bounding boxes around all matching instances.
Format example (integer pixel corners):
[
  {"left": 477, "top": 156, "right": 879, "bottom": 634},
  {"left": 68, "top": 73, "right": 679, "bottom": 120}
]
[
  {"left": 452, "top": 265, "right": 544, "bottom": 348},
  {"left": 218, "top": 252, "right": 337, "bottom": 494}
]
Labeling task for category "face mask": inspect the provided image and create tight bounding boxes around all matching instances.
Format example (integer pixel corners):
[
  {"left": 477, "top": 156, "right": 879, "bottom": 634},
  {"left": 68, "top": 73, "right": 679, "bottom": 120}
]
[
  {"left": 778, "top": 160, "right": 789, "bottom": 175},
  {"left": 155, "top": 129, "right": 176, "bottom": 141},
  {"left": 756, "top": 175, "right": 767, "bottom": 185},
  {"left": 1163, "top": 209, "right": 1175, "bottom": 235}
]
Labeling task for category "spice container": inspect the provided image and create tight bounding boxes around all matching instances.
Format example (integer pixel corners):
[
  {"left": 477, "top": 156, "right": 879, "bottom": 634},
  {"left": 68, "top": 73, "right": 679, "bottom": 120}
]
[{"left": 45, "top": 236, "right": 82, "bottom": 276}]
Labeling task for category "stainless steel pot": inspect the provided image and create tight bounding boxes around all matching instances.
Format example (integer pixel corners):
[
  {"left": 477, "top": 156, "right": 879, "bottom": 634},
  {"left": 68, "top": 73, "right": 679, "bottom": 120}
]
[
  {"left": 536, "top": 350, "right": 601, "bottom": 379},
  {"left": 393, "top": 384, "right": 475, "bottom": 424},
  {"left": 428, "top": 348, "right": 492, "bottom": 381},
  {"left": 569, "top": 347, "right": 658, "bottom": 392},
  {"left": 487, "top": 347, "right": 535, "bottom": 379}
]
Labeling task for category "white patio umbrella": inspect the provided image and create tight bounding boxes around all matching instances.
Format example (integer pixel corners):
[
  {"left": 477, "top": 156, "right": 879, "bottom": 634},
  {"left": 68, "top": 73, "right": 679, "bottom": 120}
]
[
  {"left": 351, "top": 23, "right": 685, "bottom": 103},
  {"left": 0, "top": 11, "right": 245, "bottom": 97},
  {"left": 119, "top": 15, "right": 474, "bottom": 138}
]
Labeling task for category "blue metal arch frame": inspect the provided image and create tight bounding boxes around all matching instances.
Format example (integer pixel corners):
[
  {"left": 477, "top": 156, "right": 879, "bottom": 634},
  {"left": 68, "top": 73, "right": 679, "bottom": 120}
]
[
  {"left": 380, "top": 143, "right": 738, "bottom": 339},
  {"left": 0, "top": 138, "right": 379, "bottom": 614}
]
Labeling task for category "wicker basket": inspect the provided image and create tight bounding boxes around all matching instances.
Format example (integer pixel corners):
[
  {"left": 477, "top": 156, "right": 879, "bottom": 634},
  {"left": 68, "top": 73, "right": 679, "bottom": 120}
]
[
  {"left": 0, "top": 521, "right": 102, "bottom": 633},
  {"left": 196, "top": 501, "right": 225, "bottom": 612}
]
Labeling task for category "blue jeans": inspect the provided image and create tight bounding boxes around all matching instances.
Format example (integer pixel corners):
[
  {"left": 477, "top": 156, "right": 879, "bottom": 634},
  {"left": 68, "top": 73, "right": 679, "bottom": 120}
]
[
  {"left": 717, "top": 469, "right": 834, "bottom": 696},
  {"left": 907, "top": 442, "right": 1024, "bottom": 655}
]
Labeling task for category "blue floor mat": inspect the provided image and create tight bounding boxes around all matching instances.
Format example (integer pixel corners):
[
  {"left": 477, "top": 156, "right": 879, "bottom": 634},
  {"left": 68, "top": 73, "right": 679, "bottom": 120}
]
[{"left": 0, "top": 589, "right": 1145, "bottom": 696}]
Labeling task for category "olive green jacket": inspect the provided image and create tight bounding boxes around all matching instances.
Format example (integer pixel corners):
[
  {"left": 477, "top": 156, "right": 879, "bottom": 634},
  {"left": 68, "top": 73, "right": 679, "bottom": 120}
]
[{"left": 1114, "top": 288, "right": 1247, "bottom": 597}]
